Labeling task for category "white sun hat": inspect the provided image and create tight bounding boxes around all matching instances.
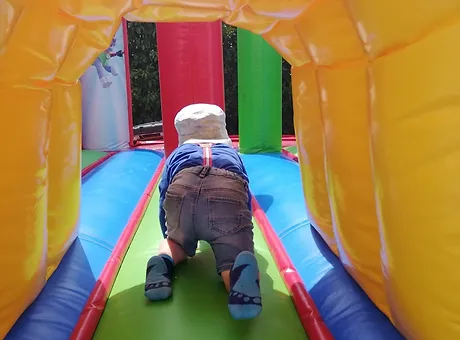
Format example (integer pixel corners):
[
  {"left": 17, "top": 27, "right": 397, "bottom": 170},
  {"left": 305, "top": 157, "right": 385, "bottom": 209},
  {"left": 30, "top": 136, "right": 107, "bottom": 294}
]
[{"left": 174, "top": 103, "right": 233, "bottom": 147}]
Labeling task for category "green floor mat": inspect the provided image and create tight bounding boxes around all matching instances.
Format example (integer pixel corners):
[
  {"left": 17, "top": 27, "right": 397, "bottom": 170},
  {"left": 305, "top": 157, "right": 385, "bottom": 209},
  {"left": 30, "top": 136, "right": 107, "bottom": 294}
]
[
  {"left": 81, "top": 150, "right": 108, "bottom": 170},
  {"left": 284, "top": 146, "right": 298, "bottom": 155},
  {"left": 93, "top": 189, "right": 307, "bottom": 340}
]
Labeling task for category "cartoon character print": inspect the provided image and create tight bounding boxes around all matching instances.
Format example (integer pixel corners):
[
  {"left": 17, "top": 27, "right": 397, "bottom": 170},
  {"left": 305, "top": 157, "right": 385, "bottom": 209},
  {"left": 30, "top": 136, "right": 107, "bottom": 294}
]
[{"left": 92, "top": 37, "right": 125, "bottom": 88}]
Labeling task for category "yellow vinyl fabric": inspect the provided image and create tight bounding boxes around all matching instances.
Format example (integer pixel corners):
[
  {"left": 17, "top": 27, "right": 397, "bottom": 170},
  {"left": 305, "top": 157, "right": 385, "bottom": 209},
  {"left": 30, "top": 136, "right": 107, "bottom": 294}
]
[
  {"left": 46, "top": 82, "right": 82, "bottom": 279},
  {"left": 1, "top": 0, "right": 460, "bottom": 338},
  {"left": 366, "top": 13, "right": 460, "bottom": 339},
  {"left": 292, "top": 0, "right": 389, "bottom": 317},
  {"left": 316, "top": 61, "right": 389, "bottom": 317},
  {"left": 291, "top": 64, "right": 337, "bottom": 256},
  {"left": 0, "top": 84, "right": 49, "bottom": 340}
]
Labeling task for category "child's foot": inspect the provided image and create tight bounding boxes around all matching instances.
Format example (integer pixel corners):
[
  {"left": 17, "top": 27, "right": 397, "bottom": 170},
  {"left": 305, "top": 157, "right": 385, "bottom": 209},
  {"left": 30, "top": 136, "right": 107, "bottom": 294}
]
[
  {"left": 144, "top": 254, "right": 174, "bottom": 301},
  {"left": 228, "top": 251, "right": 262, "bottom": 320}
]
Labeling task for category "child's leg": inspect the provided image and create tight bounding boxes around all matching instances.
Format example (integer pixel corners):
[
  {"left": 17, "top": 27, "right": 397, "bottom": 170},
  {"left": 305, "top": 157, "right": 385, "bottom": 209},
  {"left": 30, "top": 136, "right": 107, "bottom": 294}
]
[
  {"left": 212, "top": 234, "right": 262, "bottom": 320},
  {"left": 221, "top": 270, "right": 232, "bottom": 292},
  {"left": 145, "top": 172, "right": 199, "bottom": 301},
  {"left": 159, "top": 237, "right": 188, "bottom": 263},
  {"left": 197, "top": 171, "right": 262, "bottom": 319}
]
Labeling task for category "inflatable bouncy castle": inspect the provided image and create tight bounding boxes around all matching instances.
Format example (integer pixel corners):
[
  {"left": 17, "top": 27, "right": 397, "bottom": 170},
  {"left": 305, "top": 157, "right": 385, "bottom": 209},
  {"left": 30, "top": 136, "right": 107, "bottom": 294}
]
[{"left": 1, "top": 1, "right": 460, "bottom": 339}]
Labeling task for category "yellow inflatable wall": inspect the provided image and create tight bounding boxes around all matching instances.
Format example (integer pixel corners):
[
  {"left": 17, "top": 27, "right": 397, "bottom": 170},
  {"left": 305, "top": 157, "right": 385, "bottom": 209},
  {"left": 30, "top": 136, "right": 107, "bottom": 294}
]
[
  {"left": 292, "top": 0, "right": 389, "bottom": 317},
  {"left": 0, "top": 86, "right": 48, "bottom": 340},
  {"left": 1, "top": 0, "right": 460, "bottom": 339},
  {"left": 317, "top": 62, "right": 390, "bottom": 317},
  {"left": 47, "top": 82, "right": 81, "bottom": 279},
  {"left": 368, "top": 11, "right": 460, "bottom": 338},
  {"left": 292, "top": 64, "right": 337, "bottom": 256}
]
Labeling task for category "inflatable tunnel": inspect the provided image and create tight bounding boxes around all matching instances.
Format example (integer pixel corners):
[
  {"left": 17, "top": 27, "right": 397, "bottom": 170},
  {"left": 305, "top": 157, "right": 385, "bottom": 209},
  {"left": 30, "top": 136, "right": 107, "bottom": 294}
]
[{"left": 2, "top": 1, "right": 460, "bottom": 339}]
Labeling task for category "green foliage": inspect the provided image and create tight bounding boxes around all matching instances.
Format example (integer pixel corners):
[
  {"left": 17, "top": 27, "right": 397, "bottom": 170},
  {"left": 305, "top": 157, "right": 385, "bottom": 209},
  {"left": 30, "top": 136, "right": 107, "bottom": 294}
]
[
  {"left": 127, "top": 22, "right": 294, "bottom": 134},
  {"left": 127, "top": 22, "right": 161, "bottom": 125},
  {"left": 222, "top": 23, "right": 238, "bottom": 134}
]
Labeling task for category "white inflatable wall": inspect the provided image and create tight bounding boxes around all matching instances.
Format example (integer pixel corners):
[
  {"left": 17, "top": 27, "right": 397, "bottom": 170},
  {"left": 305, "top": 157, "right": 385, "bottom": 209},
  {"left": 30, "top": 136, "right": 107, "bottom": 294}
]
[{"left": 81, "top": 23, "right": 130, "bottom": 151}]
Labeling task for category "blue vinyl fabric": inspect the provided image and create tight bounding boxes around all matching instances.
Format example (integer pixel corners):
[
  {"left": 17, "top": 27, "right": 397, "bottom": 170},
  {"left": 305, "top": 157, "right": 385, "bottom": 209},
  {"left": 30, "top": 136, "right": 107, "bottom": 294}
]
[
  {"left": 6, "top": 149, "right": 163, "bottom": 340},
  {"left": 240, "top": 153, "right": 404, "bottom": 340}
]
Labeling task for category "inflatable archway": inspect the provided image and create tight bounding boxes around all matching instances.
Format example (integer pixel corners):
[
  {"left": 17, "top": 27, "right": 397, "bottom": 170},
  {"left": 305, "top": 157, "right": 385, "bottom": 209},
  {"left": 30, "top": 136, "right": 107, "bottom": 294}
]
[{"left": 2, "top": 1, "right": 460, "bottom": 339}]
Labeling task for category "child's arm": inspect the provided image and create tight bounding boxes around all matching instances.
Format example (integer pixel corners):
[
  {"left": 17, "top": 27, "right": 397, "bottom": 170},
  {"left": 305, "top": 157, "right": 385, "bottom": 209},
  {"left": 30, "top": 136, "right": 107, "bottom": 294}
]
[
  {"left": 245, "top": 188, "right": 253, "bottom": 213},
  {"left": 158, "top": 164, "right": 169, "bottom": 239}
]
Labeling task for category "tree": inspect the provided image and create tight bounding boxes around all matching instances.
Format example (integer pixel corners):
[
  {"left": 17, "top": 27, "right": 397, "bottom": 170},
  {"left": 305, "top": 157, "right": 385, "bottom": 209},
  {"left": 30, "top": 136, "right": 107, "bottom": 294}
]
[
  {"left": 127, "top": 22, "right": 161, "bottom": 125},
  {"left": 127, "top": 22, "right": 294, "bottom": 134}
]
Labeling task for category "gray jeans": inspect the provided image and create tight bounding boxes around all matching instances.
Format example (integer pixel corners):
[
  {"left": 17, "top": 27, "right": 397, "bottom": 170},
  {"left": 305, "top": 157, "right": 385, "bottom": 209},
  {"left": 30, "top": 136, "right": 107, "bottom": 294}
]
[{"left": 163, "top": 166, "right": 254, "bottom": 273}]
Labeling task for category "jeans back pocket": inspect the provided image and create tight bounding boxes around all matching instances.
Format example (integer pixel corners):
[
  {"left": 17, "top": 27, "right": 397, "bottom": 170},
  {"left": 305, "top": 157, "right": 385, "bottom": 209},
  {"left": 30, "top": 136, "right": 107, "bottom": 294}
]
[
  {"left": 208, "top": 197, "right": 243, "bottom": 235},
  {"left": 164, "top": 193, "right": 184, "bottom": 230}
]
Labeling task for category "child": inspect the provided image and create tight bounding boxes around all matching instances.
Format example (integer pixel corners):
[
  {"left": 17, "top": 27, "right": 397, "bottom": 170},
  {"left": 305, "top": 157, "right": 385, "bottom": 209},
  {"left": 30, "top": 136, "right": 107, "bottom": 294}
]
[{"left": 144, "top": 103, "right": 262, "bottom": 320}]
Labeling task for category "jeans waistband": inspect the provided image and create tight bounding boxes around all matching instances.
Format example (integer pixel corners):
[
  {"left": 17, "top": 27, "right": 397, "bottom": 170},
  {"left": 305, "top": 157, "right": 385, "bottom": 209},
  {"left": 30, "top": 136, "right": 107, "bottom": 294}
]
[{"left": 178, "top": 166, "right": 246, "bottom": 184}]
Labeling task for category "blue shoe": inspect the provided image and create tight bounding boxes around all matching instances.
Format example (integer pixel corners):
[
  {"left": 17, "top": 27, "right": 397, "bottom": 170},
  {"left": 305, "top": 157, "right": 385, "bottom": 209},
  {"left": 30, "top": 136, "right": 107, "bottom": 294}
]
[
  {"left": 144, "top": 255, "right": 174, "bottom": 301},
  {"left": 228, "top": 251, "right": 262, "bottom": 320}
]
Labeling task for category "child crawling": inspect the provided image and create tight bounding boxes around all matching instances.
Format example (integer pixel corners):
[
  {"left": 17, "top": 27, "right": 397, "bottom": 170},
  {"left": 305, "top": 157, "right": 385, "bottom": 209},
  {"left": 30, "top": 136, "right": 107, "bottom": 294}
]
[{"left": 144, "top": 103, "right": 262, "bottom": 320}]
